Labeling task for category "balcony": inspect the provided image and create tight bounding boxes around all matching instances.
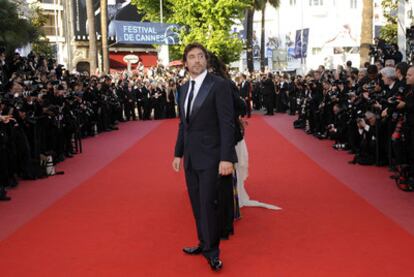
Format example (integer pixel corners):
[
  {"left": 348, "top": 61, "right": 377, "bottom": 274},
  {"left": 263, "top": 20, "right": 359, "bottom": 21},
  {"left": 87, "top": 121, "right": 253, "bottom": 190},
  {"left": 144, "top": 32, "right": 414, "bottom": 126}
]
[
  {"left": 39, "top": 1, "right": 63, "bottom": 11},
  {"left": 42, "top": 26, "right": 62, "bottom": 37}
]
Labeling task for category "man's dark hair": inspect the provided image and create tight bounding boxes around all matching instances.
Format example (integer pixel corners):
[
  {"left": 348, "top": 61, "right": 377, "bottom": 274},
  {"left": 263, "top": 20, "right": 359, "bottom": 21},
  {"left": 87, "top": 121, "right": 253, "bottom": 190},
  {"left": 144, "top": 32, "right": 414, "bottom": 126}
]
[
  {"left": 367, "top": 64, "right": 378, "bottom": 75},
  {"left": 346, "top": 60, "right": 352, "bottom": 67},
  {"left": 396, "top": 62, "right": 409, "bottom": 77},
  {"left": 392, "top": 43, "right": 399, "bottom": 50},
  {"left": 182, "top": 42, "right": 209, "bottom": 63}
]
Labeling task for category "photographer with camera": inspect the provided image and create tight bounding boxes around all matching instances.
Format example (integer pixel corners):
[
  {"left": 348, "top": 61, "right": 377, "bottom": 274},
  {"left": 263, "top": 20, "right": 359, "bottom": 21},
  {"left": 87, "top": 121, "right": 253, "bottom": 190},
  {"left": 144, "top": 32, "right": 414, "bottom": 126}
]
[
  {"left": 390, "top": 66, "right": 414, "bottom": 188},
  {"left": 350, "top": 111, "right": 383, "bottom": 165},
  {"left": 328, "top": 102, "right": 350, "bottom": 150},
  {"left": 377, "top": 67, "right": 408, "bottom": 169},
  {"left": 306, "top": 71, "right": 324, "bottom": 135},
  {"left": 313, "top": 80, "right": 336, "bottom": 139},
  {"left": 0, "top": 114, "right": 16, "bottom": 201}
]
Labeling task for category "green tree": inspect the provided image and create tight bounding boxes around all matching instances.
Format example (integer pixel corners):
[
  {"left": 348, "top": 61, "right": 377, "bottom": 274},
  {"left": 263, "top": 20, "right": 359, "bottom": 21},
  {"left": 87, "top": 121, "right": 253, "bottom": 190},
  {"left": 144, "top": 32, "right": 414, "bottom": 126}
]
[
  {"left": 131, "top": 0, "right": 174, "bottom": 22},
  {"left": 0, "top": 0, "right": 39, "bottom": 54},
  {"left": 380, "top": 0, "right": 398, "bottom": 44},
  {"left": 27, "top": 1, "right": 54, "bottom": 58},
  {"left": 132, "top": 0, "right": 249, "bottom": 64}
]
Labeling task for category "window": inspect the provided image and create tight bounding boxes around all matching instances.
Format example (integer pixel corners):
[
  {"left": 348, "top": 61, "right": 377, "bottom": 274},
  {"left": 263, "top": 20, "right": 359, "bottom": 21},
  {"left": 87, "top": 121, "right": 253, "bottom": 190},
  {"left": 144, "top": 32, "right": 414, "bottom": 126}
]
[
  {"left": 309, "top": 0, "right": 323, "bottom": 6},
  {"left": 312, "top": 48, "right": 322, "bottom": 55},
  {"left": 350, "top": 0, "right": 357, "bottom": 9},
  {"left": 41, "top": 14, "right": 58, "bottom": 36}
]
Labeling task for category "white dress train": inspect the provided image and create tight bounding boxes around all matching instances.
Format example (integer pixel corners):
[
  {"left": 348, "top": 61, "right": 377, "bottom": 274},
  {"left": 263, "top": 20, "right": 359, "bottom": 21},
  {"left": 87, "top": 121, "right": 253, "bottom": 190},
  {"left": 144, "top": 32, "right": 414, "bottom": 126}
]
[{"left": 235, "top": 139, "right": 281, "bottom": 210}]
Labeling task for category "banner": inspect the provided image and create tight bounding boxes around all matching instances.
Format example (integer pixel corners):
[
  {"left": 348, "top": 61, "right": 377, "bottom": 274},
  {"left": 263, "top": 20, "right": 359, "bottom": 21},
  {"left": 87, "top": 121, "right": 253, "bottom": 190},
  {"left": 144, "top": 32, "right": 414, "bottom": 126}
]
[
  {"left": 294, "top": 28, "right": 309, "bottom": 58},
  {"left": 113, "top": 21, "right": 182, "bottom": 45}
]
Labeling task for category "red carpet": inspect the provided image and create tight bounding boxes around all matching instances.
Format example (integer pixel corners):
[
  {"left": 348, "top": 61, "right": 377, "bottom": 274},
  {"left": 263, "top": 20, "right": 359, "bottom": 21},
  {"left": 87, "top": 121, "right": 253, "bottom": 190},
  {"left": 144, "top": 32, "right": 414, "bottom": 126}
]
[
  {"left": 0, "top": 116, "right": 414, "bottom": 276},
  {"left": 0, "top": 120, "right": 162, "bottom": 241},
  {"left": 264, "top": 114, "right": 414, "bottom": 235}
]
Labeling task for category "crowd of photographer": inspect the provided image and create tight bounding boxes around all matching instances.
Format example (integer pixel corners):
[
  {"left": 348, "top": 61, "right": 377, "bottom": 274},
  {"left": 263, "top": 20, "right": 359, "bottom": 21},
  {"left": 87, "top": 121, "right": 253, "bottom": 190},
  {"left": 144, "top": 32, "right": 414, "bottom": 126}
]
[
  {"left": 0, "top": 48, "right": 181, "bottom": 201},
  {"left": 2, "top": 42, "right": 413, "bottom": 201},
  {"left": 245, "top": 57, "right": 414, "bottom": 191}
]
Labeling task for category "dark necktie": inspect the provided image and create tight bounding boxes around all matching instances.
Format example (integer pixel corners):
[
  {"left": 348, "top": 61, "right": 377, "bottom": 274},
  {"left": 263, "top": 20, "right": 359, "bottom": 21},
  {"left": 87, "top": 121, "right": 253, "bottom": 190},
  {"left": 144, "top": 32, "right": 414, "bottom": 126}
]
[{"left": 186, "top": 80, "right": 196, "bottom": 123}]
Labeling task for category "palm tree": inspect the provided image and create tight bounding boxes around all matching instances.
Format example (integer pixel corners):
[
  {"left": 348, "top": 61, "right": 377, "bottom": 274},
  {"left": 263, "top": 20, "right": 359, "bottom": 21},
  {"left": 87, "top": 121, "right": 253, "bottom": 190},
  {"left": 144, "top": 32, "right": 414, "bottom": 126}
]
[
  {"left": 100, "top": 0, "right": 109, "bottom": 74},
  {"left": 245, "top": 8, "right": 254, "bottom": 73},
  {"left": 260, "top": 0, "right": 280, "bottom": 72},
  {"left": 360, "top": 0, "right": 373, "bottom": 66},
  {"left": 86, "top": 0, "right": 97, "bottom": 74},
  {"left": 245, "top": 0, "right": 280, "bottom": 72}
]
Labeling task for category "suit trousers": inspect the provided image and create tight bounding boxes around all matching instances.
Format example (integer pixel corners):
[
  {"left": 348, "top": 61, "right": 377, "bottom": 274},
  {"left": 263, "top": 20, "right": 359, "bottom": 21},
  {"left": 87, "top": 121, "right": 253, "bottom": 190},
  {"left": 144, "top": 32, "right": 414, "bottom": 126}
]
[
  {"left": 407, "top": 127, "right": 414, "bottom": 177},
  {"left": 218, "top": 174, "right": 235, "bottom": 237},
  {"left": 245, "top": 99, "right": 252, "bottom": 117},
  {"left": 184, "top": 164, "right": 220, "bottom": 258}
]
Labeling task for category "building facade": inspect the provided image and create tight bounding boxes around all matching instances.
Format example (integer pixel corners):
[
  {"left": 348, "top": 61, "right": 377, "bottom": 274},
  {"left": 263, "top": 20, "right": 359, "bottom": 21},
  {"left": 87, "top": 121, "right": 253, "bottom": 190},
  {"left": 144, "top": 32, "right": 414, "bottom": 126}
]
[
  {"left": 30, "top": 0, "right": 159, "bottom": 72},
  {"left": 245, "top": 0, "right": 414, "bottom": 72}
]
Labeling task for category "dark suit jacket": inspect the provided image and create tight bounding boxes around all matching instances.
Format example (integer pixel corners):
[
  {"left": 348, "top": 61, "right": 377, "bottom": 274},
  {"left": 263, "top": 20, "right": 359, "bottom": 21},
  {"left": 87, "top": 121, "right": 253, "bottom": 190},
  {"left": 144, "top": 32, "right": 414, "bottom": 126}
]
[
  {"left": 240, "top": 81, "right": 251, "bottom": 99},
  {"left": 261, "top": 78, "right": 275, "bottom": 100},
  {"left": 174, "top": 73, "right": 237, "bottom": 170}
]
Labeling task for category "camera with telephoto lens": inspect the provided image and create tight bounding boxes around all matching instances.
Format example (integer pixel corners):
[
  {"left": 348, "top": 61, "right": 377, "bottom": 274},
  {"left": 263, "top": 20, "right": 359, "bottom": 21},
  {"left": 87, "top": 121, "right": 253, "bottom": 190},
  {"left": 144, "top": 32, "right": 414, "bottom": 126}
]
[
  {"left": 388, "top": 96, "right": 399, "bottom": 105},
  {"left": 365, "top": 80, "right": 377, "bottom": 93}
]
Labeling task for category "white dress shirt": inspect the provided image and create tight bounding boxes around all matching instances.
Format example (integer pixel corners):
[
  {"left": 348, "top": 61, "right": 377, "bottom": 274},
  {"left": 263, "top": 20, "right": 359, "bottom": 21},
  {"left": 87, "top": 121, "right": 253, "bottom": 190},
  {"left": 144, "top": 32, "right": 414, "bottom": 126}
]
[{"left": 184, "top": 69, "right": 208, "bottom": 117}]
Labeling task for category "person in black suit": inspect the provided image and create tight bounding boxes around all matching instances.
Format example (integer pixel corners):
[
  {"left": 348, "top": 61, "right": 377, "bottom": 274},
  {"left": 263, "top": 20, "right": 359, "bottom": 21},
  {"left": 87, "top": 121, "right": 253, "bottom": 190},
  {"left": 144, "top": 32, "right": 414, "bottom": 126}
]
[
  {"left": 276, "top": 74, "right": 289, "bottom": 113},
  {"left": 135, "top": 82, "right": 145, "bottom": 120},
  {"left": 239, "top": 74, "right": 252, "bottom": 117},
  {"left": 262, "top": 73, "right": 275, "bottom": 115},
  {"left": 172, "top": 43, "right": 237, "bottom": 271}
]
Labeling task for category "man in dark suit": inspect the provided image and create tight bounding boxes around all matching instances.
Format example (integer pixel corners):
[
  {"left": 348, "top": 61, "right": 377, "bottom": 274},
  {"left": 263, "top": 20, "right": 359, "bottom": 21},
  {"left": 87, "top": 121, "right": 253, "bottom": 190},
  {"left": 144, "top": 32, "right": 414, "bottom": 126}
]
[
  {"left": 262, "top": 73, "right": 275, "bottom": 115},
  {"left": 239, "top": 74, "right": 252, "bottom": 117},
  {"left": 172, "top": 43, "right": 237, "bottom": 271}
]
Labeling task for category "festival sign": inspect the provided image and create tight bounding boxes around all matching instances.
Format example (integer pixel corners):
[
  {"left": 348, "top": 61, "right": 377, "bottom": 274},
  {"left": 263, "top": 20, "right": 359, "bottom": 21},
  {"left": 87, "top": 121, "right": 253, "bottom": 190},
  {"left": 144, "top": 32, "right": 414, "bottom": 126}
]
[{"left": 113, "top": 21, "right": 182, "bottom": 45}]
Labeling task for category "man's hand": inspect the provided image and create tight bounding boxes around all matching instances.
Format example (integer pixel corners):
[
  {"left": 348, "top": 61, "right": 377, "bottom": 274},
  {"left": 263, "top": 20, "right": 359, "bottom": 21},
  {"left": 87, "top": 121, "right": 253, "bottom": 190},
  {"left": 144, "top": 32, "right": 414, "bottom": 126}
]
[
  {"left": 357, "top": 118, "right": 367, "bottom": 129},
  {"left": 372, "top": 101, "right": 382, "bottom": 110},
  {"left": 397, "top": 100, "right": 406, "bottom": 109},
  {"left": 172, "top": 157, "right": 181, "bottom": 172},
  {"left": 0, "top": 115, "right": 15, "bottom": 124},
  {"left": 219, "top": 161, "right": 234, "bottom": 176}
]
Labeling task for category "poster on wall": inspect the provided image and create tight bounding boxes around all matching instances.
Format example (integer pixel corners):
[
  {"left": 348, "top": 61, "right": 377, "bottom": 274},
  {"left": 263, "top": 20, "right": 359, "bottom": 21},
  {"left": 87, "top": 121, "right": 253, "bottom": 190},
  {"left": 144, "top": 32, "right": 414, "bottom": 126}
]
[{"left": 294, "top": 28, "right": 309, "bottom": 59}]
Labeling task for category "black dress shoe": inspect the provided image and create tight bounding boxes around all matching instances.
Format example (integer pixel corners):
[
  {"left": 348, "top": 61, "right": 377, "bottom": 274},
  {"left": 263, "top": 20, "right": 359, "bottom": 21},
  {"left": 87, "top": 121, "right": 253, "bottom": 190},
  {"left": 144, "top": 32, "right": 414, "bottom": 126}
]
[
  {"left": 182, "top": 246, "right": 202, "bottom": 255},
  {"left": 207, "top": 257, "right": 223, "bottom": 271},
  {"left": 220, "top": 234, "right": 229, "bottom": 240},
  {"left": 348, "top": 159, "right": 357, "bottom": 165}
]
